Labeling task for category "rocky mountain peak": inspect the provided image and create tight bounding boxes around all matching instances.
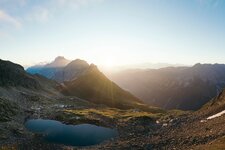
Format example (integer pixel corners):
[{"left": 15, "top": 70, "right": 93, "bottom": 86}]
[
  {"left": 66, "top": 59, "right": 89, "bottom": 69},
  {"left": 45, "top": 56, "right": 70, "bottom": 68}
]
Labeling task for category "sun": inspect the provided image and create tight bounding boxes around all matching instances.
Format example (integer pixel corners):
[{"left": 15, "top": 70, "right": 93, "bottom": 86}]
[{"left": 101, "top": 57, "right": 117, "bottom": 68}]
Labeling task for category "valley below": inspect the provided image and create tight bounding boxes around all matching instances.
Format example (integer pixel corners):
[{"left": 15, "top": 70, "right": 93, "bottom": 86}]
[{"left": 1, "top": 93, "right": 225, "bottom": 150}]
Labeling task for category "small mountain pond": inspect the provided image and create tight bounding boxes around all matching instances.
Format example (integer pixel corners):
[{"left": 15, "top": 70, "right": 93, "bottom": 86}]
[{"left": 25, "top": 119, "right": 118, "bottom": 146}]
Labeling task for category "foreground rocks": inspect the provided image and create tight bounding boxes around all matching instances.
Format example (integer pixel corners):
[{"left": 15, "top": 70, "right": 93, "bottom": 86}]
[{"left": 1, "top": 95, "right": 225, "bottom": 150}]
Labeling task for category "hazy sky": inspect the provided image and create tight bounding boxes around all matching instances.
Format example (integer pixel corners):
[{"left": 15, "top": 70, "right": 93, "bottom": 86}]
[{"left": 1, "top": 0, "right": 225, "bottom": 67}]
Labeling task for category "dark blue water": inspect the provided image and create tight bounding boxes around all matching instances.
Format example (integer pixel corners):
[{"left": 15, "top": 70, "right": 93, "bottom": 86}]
[{"left": 25, "top": 119, "right": 118, "bottom": 146}]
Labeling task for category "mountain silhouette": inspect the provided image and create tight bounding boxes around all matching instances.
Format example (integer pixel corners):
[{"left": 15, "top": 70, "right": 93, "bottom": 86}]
[
  {"left": 0, "top": 59, "right": 41, "bottom": 89},
  {"left": 61, "top": 64, "right": 144, "bottom": 109},
  {"left": 1, "top": 59, "right": 59, "bottom": 89}
]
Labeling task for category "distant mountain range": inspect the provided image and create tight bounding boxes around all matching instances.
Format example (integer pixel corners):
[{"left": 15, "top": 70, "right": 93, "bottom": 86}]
[
  {"left": 27, "top": 57, "right": 225, "bottom": 110},
  {"left": 27, "top": 57, "right": 144, "bottom": 109},
  {"left": 27, "top": 56, "right": 71, "bottom": 79},
  {"left": 27, "top": 56, "right": 90, "bottom": 82},
  {"left": 109, "top": 63, "right": 225, "bottom": 110}
]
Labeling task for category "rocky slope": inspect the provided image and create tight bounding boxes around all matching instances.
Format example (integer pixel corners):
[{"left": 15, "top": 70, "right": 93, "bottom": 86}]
[
  {"left": 0, "top": 59, "right": 64, "bottom": 147},
  {"left": 75, "top": 89, "right": 225, "bottom": 150},
  {"left": 10, "top": 89, "right": 225, "bottom": 150},
  {"left": 0, "top": 59, "right": 41, "bottom": 89},
  {"left": 0, "top": 59, "right": 61, "bottom": 112}
]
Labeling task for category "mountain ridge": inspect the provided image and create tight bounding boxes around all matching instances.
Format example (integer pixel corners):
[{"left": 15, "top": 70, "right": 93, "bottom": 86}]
[
  {"left": 26, "top": 56, "right": 71, "bottom": 78},
  {"left": 53, "top": 59, "right": 90, "bottom": 83},
  {"left": 109, "top": 63, "right": 225, "bottom": 110},
  {"left": 27, "top": 57, "right": 146, "bottom": 109},
  {"left": 0, "top": 59, "right": 41, "bottom": 89},
  {"left": 60, "top": 64, "right": 144, "bottom": 109}
]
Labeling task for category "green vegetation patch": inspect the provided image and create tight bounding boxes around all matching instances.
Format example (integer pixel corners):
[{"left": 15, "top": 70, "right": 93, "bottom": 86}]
[{"left": 64, "top": 108, "right": 163, "bottom": 121}]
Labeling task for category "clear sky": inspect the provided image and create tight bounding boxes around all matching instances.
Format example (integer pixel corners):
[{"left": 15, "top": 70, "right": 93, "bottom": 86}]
[{"left": 1, "top": 0, "right": 225, "bottom": 67}]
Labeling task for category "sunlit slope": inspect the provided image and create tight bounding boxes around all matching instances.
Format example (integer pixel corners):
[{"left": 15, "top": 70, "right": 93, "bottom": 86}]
[
  {"left": 198, "top": 88, "right": 225, "bottom": 117},
  {"left": 61, "top": 65, "right": 146, "bottom": 109}
]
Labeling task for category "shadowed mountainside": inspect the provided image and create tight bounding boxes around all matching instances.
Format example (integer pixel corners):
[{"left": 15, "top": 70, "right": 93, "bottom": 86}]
[
  {"left": 0, "top": 59, "right": 51, "bottom": 89},
  {"left": 0, "top": 59, "right": 60, "bottom": 101},
  {"left": 109, "top": 63, "right": 225, "bottom": 110},
  {"left": 60, "top": 64, "right": 145, "bottom": 109}
]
